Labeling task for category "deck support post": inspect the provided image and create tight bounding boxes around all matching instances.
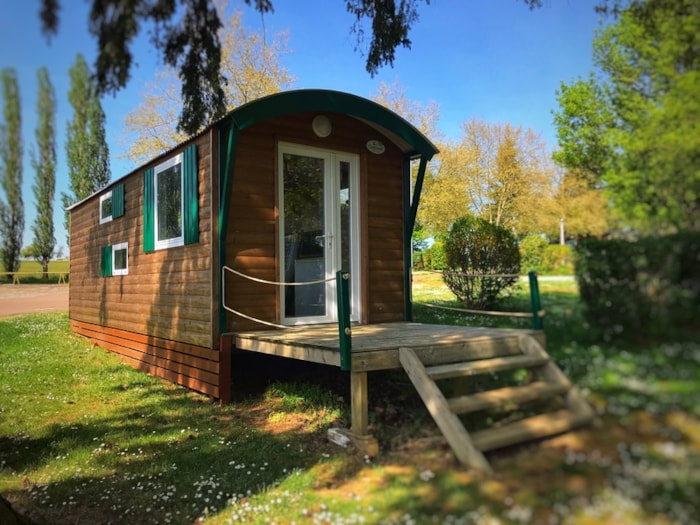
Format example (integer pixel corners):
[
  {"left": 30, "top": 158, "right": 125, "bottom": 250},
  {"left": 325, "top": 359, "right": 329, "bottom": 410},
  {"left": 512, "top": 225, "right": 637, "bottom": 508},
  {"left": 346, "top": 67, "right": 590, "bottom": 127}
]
[
  {"left": 219, "top": 334, "right": 233, "bottom": 405},
  {"left": 328, "top": 371, "right": 378, "bottom": 457},
  {"left": 351, "top": 371, "right": 368, "bottom": 435}
]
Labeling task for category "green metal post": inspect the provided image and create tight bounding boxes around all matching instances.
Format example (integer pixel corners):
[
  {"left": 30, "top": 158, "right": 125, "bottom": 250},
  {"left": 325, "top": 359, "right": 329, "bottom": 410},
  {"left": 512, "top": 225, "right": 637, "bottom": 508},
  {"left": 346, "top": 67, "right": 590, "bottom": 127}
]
[
  {"left": 402, "top": 157, "right": 413, "bottom": 322},
  {"left": 336, "top": 270, "right": 352, "bottom": 371},
  {"left": 218, "top": 123, "right": 238, "bottom": 336},
  {"left": 528, "top": 270, "right": 544, "bottom": 330}
]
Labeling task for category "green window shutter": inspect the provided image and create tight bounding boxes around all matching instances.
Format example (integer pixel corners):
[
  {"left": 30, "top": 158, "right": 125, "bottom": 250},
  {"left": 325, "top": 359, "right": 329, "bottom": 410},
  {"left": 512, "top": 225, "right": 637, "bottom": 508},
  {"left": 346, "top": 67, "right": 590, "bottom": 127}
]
[
  {"left": 100, "top": 245, "right": 113, "bottom": 277},
  {"left": 143, "top": 168, "right": 155, "bottom": 252},
  {"left": 112, "top": 183, "right": 125, "bottom": 218},
  {"left": 183, "top": 144, "right": 199, "bottom": 245}
]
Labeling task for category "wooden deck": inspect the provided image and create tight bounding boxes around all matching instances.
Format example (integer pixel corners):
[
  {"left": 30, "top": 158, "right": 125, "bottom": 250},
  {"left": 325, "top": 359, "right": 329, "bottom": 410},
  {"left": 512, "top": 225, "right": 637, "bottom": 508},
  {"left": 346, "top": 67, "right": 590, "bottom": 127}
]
[
  {"left": 231, "top": 322, "right": 546, "bottom": 372},
  {"left": 228, "top": 323, "right": 593, "bottom": 472}
]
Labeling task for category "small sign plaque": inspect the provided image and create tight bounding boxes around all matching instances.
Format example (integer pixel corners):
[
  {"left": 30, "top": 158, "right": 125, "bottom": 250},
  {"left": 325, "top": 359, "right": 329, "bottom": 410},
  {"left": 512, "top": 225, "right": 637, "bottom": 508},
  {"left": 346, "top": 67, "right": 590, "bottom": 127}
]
[{"left": 366, "top": 139, "right": 385, "bottom": 155}]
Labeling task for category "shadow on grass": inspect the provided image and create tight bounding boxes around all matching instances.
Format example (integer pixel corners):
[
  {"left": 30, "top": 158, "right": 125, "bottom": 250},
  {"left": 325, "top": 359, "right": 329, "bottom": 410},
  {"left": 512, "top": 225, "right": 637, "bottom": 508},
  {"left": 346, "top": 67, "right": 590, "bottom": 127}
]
[
  {"left": 0, "top": 346, "right": 365, "bottom": 525},
  {"left": 3, "top": 305, "right": 698, "bottom": 524}
]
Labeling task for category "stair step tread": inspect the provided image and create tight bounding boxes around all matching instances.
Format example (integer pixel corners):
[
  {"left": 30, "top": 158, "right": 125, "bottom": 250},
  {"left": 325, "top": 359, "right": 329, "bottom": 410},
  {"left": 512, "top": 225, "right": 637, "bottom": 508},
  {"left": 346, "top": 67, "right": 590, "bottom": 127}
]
[
  {"left": 447, "top": 381, "right": 570, "bottom": 414},
  {"left": 426, "top": 354, "right": 549, "bottom": 380},
  {"left": 471, "top": 408, "right": 594, "bottom": 452}
]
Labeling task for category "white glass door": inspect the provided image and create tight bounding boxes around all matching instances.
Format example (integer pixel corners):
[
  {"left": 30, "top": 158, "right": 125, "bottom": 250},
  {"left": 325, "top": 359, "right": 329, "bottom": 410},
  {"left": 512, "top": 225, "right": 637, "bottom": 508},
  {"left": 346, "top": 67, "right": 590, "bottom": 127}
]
[{"left": 279, "top": 143, "right": 359, "bottom": 325}]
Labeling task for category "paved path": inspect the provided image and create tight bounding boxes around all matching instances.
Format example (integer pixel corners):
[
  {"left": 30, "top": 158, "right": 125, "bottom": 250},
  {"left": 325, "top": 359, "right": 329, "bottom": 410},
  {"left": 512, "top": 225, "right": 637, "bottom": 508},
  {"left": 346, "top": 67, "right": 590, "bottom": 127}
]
[{"left": 0, "top": 284, "right": 69, "bottom": 318}]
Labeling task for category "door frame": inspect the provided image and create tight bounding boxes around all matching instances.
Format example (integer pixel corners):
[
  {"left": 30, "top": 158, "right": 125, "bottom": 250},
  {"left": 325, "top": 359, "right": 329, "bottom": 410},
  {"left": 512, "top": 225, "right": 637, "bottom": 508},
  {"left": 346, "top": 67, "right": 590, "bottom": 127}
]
[{"left": 277, "top": 142, "right": 361, "bottom": 325}]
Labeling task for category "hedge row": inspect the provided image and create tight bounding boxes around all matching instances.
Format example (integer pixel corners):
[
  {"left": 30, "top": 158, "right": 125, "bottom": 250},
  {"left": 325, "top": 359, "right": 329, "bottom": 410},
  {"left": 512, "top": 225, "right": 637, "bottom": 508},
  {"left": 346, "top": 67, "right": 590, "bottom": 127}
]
[
  {"left": 575, "top": 233, "right": 700, "bottom": 341},
  {"left": 519, "top": 234, "right": 574, "bottom": 275},
  {"left": 415, "top": 235, "right": 574, "bottom": 275}
]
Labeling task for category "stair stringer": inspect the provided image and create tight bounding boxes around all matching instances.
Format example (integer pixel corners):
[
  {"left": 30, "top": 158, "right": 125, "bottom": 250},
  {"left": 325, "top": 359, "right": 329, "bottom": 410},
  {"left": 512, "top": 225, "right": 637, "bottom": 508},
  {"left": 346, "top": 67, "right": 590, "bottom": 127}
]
[
  {"left": 398, "top": 335, "right": 595, "bottom": 473},
  {"left": 518, "top": 335, "right": 595, "bottom": 423},
  {"left": 398, "top": 347, "right": 493, "bottom": 475}
]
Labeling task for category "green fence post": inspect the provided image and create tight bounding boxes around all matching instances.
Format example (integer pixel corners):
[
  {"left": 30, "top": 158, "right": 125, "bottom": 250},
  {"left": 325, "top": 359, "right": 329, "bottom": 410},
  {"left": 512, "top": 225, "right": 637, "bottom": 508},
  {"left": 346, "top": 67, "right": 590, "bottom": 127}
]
[
  {"left": 336, "top": 270, "right": 352, "bottom": 371},
  {"left": 528, "top": 270, "right": 544, "bottom": 330}
]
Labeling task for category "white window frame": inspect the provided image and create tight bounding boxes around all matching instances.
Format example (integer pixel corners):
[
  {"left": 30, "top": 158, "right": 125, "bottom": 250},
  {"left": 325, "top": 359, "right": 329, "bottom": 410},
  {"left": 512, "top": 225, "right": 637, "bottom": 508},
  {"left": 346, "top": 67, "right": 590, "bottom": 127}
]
[
  {"left": 153, "top": 152, "right": 184, "bottom": 250},
  {"left": 112, "top": 242, "right": 128, "bottom": 276},
  {"left": 99, "top": 191, "right": 113, "bottom": 224}
]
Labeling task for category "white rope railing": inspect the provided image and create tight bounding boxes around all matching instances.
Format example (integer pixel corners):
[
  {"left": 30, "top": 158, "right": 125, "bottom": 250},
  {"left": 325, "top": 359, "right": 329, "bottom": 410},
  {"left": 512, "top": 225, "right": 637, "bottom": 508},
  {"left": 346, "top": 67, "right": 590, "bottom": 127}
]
[
  {"left": 426, "top": 269, "right": 522, "bottom": 279},
  {"left": 422, "top": 302, "right": 545, "bottom": 319},
  {"left": 222, "top": 265, "right": 337, "bottom": 329},
  {"left": 418, "top": 270, "right": 545, "bottom": 327},
  {"left": 224, "top": 265, "right": 335, "bottom": 286},
  {"left": 224, "top": 306, "right": 288, "bottom": 329},
  {"left": 221, "top": 265, "right": 354, "bottom": 370},
  {"left": 222, "top": 266, "right": 284, "bottom": 328}
]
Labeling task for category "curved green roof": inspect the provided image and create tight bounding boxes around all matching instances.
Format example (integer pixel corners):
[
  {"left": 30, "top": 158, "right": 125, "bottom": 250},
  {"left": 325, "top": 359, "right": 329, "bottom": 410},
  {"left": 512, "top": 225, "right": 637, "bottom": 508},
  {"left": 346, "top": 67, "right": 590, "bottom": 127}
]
[{"left": 222, "top": 89, "right": 439, "bottom": 160}]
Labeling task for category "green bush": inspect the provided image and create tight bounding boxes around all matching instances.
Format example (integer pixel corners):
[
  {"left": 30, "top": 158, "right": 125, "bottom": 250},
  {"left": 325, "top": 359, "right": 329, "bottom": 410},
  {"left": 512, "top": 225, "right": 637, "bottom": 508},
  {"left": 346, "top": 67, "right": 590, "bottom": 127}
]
[
  {"left": 519, "top": 234, "right": 548, "bottom": 273},
  {"left": 422, "top": 238, "right": 446, "bottom": 270},
  {"left": 414, "top": 238, "right": 447, "bottom": 270},
  {"left": 443, "top": 216, "right": 521, "bottom": 309},
  {"left": 519, "top": 236, "right": 574, "bottom": 275},
  {"left": 575, "top": 233, "right": 700, "bottom": 341},
  {"left": 543, "top": 244, "right": 574, "bottom": 275}
]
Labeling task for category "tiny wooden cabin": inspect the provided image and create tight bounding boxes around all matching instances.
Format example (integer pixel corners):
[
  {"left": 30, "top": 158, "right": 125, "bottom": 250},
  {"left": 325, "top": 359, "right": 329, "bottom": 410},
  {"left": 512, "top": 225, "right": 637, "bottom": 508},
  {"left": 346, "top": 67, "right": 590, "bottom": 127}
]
[
  {"left": 70, "top": 89, "right": 594, "bottom": 469},
  {"left": 68, "top": 89, "right": 439, "bottom": 402}
]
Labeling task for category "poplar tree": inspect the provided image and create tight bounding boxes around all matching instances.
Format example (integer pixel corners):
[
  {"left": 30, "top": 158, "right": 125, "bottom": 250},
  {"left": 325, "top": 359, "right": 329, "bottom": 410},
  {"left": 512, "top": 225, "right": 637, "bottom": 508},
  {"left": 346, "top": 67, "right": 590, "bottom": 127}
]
[
  {"left": 0, "top": 68, "right": 24, "bottom": 277},
  {"left": 61, "top": 54, "right": 110, "bottom": 245},
  {"left": 23, "top": 67, "right": 57, "bottom": 278}
]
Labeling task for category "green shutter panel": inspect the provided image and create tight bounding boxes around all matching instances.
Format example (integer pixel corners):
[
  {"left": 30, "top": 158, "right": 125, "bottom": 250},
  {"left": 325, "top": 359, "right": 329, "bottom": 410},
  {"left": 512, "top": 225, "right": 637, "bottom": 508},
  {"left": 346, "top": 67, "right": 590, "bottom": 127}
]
[
  {"left": 143, "top": 168, "right": 155, "bottom": 252},
  {"left": 112, "top": 183, "right": 125, "bottom": 218},
  {"left": 100, "top": 245, "right": 112, "bottom": 277},
  {"left": 183, "top": 144, "right": 199, "bottom": 245}
]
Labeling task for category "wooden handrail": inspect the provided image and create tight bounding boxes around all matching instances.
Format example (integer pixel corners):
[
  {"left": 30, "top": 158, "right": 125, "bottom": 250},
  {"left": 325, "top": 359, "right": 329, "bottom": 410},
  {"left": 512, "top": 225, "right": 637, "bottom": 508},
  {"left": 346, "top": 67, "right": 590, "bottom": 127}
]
[{"left": 0, "top": 271, "right": 68, "bottom": 284}]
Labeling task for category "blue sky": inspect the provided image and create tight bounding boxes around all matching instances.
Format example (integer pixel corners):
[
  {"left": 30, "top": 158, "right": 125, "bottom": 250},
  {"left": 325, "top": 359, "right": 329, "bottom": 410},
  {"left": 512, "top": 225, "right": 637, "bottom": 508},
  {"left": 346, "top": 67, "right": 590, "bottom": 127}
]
[{"left": 0, "top": 0, "right": 605, "bottom": 255}]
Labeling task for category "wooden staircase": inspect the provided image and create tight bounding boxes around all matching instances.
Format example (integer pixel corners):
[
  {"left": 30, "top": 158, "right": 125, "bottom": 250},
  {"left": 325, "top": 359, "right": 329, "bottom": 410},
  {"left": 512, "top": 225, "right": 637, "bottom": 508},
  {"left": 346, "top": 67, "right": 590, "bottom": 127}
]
[{"left": 399, "top": 334, "right": 594, "bottom": 474}]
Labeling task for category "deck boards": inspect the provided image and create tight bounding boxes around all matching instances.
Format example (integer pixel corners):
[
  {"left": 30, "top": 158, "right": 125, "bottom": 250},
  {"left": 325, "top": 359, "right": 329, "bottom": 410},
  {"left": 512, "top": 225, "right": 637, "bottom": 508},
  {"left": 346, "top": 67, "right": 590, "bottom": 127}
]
[{"left": 232, "top": 322, "right": 545, "bottom": 372}]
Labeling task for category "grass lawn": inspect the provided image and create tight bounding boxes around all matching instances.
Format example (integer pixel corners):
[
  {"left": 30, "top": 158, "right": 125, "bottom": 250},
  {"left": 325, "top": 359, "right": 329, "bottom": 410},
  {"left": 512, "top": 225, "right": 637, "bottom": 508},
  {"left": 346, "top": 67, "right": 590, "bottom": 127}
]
[{"left": 0, "top": 272, "right": 698, "bottom": 524}]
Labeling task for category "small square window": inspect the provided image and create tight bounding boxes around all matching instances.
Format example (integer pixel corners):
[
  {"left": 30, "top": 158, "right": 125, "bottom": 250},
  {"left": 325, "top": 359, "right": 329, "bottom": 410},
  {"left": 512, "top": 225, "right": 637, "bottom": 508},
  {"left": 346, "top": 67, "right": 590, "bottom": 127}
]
[
  {"left": 100, "top": 191, "right": 113, "bottom": 224},
  {"left": 112, "top": 242, "right": 128, "bottom": 276}
]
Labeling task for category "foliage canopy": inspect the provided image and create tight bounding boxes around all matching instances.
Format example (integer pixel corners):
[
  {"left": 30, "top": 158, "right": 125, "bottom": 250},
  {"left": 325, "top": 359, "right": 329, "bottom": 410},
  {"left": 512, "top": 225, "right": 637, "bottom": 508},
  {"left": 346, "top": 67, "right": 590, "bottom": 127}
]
[
  {"left": 39, "top": 0, "right": 546, "bottom": 135},
  {"left": 418, "top": 118, "right": 609, "bottom": 241},
  {"left": 122, "top": 5, "right": 294, "bottom": 165},
  {"left": 553, "top": 0, "right": 700, "bottom": 233}
]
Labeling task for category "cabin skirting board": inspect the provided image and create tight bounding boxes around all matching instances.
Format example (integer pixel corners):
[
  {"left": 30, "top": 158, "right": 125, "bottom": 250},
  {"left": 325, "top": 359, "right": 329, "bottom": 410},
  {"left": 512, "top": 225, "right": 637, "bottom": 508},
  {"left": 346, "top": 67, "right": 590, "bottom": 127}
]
[{"left": 70, "top": 319, "right": 230, "bottom": 401}]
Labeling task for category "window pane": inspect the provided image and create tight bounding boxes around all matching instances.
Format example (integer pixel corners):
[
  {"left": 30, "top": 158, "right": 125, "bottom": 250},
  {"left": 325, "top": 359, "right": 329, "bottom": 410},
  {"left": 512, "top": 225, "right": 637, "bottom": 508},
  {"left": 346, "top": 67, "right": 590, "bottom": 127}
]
[
  {"left": 283, "top": 153, "right": 325, "bottom": 318},
  {"left": 339, "top": 161, "right": 350, "bottom": 274},
  {"left": 157, "top": 164, "right": 182, "bottom": 242},
  {"left": 114, "top": 248, "right": 127, "bottom": 270},
  {"left": 101, "top": 196, "right": 112, "bottom": 219}
]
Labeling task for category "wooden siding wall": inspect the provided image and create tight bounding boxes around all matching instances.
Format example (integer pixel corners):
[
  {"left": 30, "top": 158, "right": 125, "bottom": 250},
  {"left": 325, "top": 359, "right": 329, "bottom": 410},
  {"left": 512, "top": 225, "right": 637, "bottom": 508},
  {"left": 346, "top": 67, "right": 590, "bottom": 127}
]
[
  {"left": 71, "top": 320, "right": 223, "bottom": 398},
  {"left": 224, "top": 112, "right": 406, "bottom": 332},
  {"left": 69, "top": 134, "right": 220, "bottom": 396},
  {"left": 366, "top": 150, "right": 406, "bottom": 323}
]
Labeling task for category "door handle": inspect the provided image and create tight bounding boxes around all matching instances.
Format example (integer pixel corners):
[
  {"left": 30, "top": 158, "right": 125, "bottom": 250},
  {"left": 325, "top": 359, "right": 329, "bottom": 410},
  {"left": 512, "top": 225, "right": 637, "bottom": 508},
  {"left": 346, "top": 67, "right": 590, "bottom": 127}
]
[{"left": 315, "top": 233, "right": 333, "bottom": 248}]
